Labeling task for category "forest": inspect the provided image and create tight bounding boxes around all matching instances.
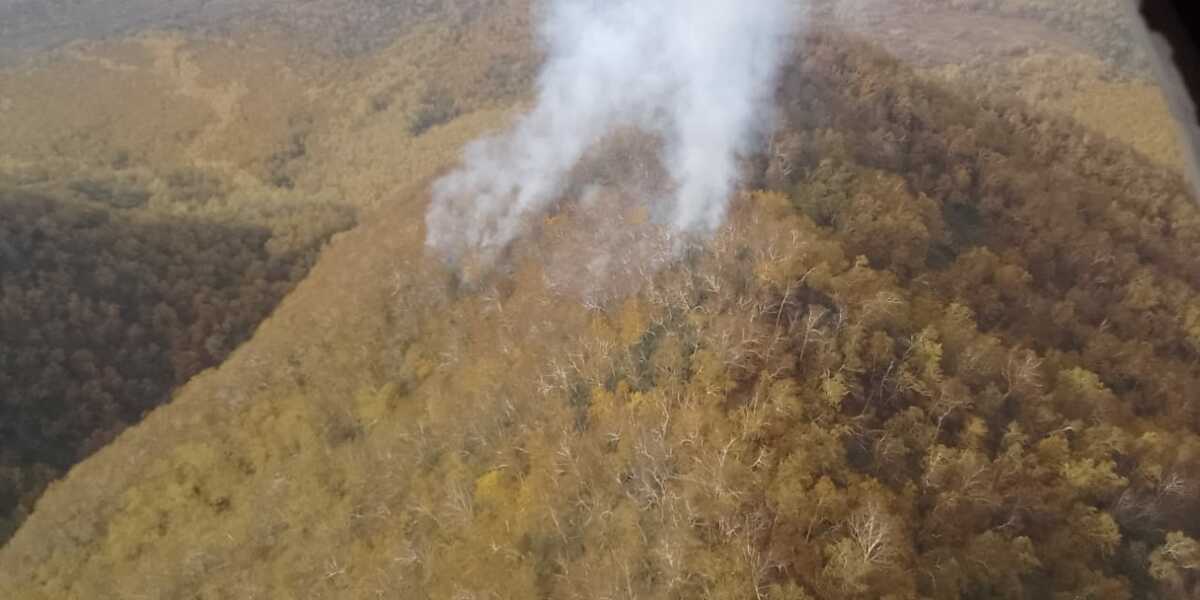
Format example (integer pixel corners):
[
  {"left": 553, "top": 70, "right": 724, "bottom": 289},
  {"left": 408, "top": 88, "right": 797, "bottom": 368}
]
[
  {"left": 909, "top": 0, "right": 1151, "bottom": 73},
  {"left": 3, "top": 20, "right": 1199, "bottom": 597},
  {"left": 2, "top": 0, "right": 1200, "bottom": 599},
  {"left": 0, "top": 167, "right": 354, "bottom": 541}
]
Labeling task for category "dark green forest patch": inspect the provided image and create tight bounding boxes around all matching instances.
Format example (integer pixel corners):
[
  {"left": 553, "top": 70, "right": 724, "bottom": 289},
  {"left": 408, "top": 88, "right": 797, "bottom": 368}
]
[{"left": 0, "top": 175, "right": 354, "bottom": 542}]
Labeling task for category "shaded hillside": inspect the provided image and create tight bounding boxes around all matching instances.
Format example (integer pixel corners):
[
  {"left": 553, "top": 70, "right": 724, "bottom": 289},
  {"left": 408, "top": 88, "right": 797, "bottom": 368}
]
[
  {"left": 3, "top": 30, "right": 1199, "bottom": 600},
  {"left": 0, "top": 171, "right": 354, "bottom": 542},
  {"left": 815, "top": 0, "right": 1183, "bottom": 171},
  {"left": 0, "top": 0, "right": 534, "bottom": 545}
]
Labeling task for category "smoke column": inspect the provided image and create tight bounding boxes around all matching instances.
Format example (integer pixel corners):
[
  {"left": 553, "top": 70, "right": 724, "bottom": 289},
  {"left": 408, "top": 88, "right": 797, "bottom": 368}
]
[{"left": 425, "top": 0, "right": 798, "bottom": 263}]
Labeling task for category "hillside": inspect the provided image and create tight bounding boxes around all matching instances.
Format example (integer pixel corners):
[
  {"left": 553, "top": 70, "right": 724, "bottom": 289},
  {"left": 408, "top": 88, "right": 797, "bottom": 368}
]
[
  {"left": 0, "top": 0, "right": 503, "bottom": 65},
  {"left": 825, "top": 0, "right": 1183, "bottom": 170},
  {"left": 0, "top": 0, "right": 535, "bottom": 539},
  {"left": 3, "top": 1, "right": 1200, "bottom": 599},
  {"left": 0, "top": 167, "right": 355, "bottom": 540}
]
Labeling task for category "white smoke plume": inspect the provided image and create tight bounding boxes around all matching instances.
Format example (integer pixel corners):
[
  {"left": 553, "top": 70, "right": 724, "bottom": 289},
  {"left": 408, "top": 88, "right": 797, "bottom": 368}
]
[{"left": 425, "top": 0, "right": 799, "bottom": 263}]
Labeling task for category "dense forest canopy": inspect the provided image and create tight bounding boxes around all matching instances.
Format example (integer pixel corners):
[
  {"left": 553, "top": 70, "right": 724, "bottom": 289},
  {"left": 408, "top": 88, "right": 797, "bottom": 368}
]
[
  {"left": 0, "top": 0, "right": 537, "bottom": 543},
  {"left": 905, "top": 0, "right": 1152, "bottom": 74},
  {"left": 0, "top": 167, "right": 354, "bottom": 541},
  {"left": 2, "top": 1, "right": 1200, "bottom": 599}
]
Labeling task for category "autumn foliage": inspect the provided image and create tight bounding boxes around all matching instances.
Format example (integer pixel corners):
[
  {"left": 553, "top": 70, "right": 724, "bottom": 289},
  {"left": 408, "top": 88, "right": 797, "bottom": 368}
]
[
  {"left": 0, "top": 168, "right": 354, "bottom": 541},
  {"left": 2, "top": 2, "right": 1199, "bottom": 600}
]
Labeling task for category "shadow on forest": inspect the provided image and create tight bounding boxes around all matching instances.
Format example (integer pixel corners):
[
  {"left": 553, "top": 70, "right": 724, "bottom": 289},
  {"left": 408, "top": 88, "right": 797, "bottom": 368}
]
[{"left": 0, "top": 185, "right": 339, "bottom": 541}]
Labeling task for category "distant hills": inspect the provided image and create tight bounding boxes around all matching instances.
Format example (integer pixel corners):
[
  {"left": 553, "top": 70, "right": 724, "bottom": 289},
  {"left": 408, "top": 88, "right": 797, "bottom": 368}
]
[
  {"left": 0, "top": 0, "right": 496, "bottom": 64},
  {"left": 0, "top": 0, "right": 270, "bottom": 62}
]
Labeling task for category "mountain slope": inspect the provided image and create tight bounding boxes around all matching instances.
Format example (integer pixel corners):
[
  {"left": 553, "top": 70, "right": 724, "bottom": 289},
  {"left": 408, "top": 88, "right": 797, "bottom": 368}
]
[
  {"left": 0, "top": 171, "right": 355, "bottom": 540},
  {"left": 3, "top": 27, "right": 1200, "bottom": 600},
  {"left": 0, "top": 0, "right": 535, "bottom": 540}
]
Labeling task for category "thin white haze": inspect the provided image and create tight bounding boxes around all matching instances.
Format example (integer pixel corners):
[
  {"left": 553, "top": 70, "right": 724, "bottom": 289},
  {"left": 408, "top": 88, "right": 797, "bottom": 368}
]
[{"left": 426, "top": 0, "right": 798, "bottom": 263}]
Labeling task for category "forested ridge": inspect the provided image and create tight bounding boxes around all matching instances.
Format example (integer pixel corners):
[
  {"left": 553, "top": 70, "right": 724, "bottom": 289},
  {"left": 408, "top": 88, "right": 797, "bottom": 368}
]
[
  {"left": 0, "top": 0, "right": 535, "bottom": 544},
  {"left": 0, "top": 168, "right": 354, "bottom": 541},
  {"left": 0, "top": 0, "right": 504, "bottom": 64},
  {"left": 2, "top": 22, "right": 1198, "bottom": 599},
  {"left": 907, "top": 0, "right": 1151, "bottom": 74}
]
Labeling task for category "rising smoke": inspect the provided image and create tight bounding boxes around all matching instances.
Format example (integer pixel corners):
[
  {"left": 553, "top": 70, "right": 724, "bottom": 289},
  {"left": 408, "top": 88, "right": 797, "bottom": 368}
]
[{"left": 425, "top": 0, "right": 799, "bottom": 264}]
